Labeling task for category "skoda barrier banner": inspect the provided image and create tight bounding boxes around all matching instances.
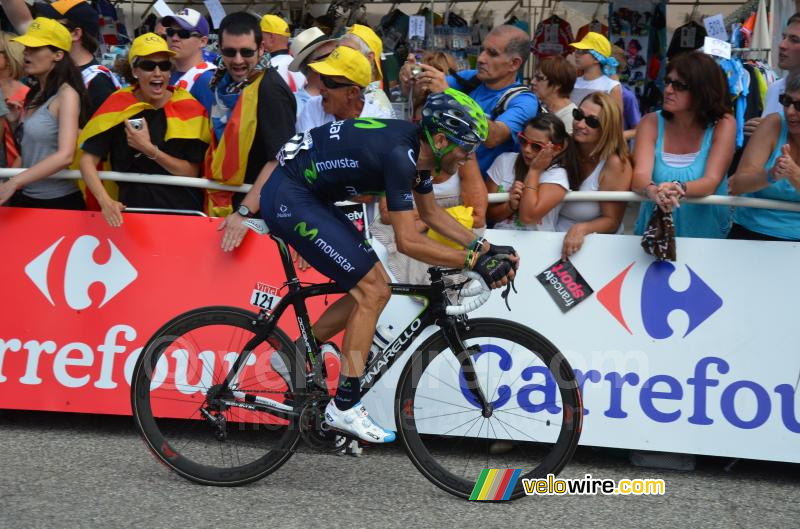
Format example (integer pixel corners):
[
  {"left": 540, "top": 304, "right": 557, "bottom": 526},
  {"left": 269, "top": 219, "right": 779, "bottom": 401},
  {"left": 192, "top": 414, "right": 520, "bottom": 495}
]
[{"left": 1, "top": 208, "right": 799, "bottom": 463}]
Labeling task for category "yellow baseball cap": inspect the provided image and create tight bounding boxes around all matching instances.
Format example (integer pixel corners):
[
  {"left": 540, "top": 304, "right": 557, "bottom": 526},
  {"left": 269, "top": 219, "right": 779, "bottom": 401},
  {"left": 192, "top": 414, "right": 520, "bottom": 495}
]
[
  {"left": 260, "top": 14, "right": 290, "bottom": 37},
  {"left": 12, "top": 17, "right": 71, "bottom": 52},
  {"left": 128, "top": 32, "right": 175, "bottom": 65},
  {"left": 309, "top": 45, "right": 371, "bottom": 88},
  {"left": 570, "top": 31, "right": 611, "bottom": 58},
  {"left": 347, "top": 24, "right": 383, "bottom": 80}
]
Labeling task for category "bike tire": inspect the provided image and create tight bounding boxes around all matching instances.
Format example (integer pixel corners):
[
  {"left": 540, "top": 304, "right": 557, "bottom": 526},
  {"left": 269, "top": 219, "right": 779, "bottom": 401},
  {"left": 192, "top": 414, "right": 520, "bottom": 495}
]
[
  {"left": 131, "top": 306, "right": 303, "bottom": 486},
  {"left": 395, "top": 318, "right": 582, "bottom": 500}
]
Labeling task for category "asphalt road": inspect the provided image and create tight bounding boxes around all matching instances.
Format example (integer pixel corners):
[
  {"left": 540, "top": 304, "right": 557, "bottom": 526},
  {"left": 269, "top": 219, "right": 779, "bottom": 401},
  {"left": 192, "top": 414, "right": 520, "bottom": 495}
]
[{"left": 0, "top": 410, "right": 798, "bottom": 529}]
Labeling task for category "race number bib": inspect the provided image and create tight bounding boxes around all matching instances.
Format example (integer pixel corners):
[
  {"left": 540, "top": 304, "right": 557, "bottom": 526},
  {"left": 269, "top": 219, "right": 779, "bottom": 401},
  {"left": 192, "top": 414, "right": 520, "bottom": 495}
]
[{"left": 250, "top": 282, "right": 282, "bottom": 312}]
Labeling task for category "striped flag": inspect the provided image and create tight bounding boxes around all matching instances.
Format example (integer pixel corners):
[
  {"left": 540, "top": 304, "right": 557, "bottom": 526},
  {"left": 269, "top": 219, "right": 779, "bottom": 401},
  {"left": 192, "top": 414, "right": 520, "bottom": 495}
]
[{"left": 469, "top": 469, "right": 522, "bottom": 501}]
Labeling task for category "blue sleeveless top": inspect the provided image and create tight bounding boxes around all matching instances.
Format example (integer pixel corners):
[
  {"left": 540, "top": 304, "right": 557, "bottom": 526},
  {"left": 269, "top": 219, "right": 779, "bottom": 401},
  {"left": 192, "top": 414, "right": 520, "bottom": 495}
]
[
  {"left": 634, "top": 112, "right": 730, "bottom": 238},
  {"left": 733, "top": 114, "right": 800, "bottom": 240}
]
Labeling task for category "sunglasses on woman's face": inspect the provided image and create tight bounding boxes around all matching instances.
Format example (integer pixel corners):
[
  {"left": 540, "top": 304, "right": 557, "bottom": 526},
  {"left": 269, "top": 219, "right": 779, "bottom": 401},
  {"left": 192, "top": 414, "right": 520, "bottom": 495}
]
[
  {"left": 220, "top": 47, "right": 257, "bottom": 58},
  {"left": 664, "top": 77, "right": 689, "bottom": 92},
  {"left": 166, "top": 27, "right": 202, "bottom": 39},
  {"left": 517, "top": 132, "right": 548, "bottom": 150},
  {"left": 779, "top": 94, "right": 800, "bottom": 111},
  {"left": 136, "top": 59, "right": 172, "bottom": 72},
  {"left": 572, "top": 108, "right": 601, "bottom": 129},
  {"left": 320, "top": 75, "right": 357, "bottom": 90}
]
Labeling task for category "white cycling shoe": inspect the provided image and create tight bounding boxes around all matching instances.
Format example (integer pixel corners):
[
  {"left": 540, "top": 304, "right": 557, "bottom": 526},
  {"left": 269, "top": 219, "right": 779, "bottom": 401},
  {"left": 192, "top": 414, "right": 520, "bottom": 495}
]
[{"left": 324, "top": 400, "right": 396, "bottom": 443}]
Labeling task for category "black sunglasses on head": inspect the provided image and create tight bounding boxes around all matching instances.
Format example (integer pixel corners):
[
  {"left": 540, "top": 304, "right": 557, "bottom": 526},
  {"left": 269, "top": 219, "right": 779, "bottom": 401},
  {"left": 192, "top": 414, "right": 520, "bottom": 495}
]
[
  {"left": 135, "top": 59, "right": 172, "bottom": 72},
  {"left": 320, "top": 75, "right": 358, "bottom": 90},
  {"left": 779, "top": 93, "right": 800, "bottom": 111},
  {"left": 220, "top": 47, "right": 257, "bottom": 58},
  {"left": 572, "top": 108, "right": 601, "bottom": 129},
  {"left": 664, "top": 77, "right": 690, "bottom": 92},
  {"left": 166, "top": 27, "right": 202, "bottom": 39}
]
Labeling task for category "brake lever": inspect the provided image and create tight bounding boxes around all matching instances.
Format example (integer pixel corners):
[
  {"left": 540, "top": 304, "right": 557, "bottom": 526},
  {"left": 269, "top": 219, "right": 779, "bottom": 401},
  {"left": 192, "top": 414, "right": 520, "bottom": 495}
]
[{"left": 500, "top": 277, "right": 516, "bottom": 311}]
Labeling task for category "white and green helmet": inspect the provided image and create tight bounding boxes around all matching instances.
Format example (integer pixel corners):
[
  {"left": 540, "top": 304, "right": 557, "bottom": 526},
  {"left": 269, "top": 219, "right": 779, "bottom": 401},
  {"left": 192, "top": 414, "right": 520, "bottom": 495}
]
[{"left": 421, "top": 88, "right": 489, "bottom": 152}]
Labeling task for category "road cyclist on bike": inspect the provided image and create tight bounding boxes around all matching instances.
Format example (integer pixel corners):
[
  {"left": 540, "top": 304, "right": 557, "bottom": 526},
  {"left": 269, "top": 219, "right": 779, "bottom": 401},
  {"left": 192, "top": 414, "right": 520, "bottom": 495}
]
[{"left": 254, "top": 88, "right": 519, "bottom": 444}]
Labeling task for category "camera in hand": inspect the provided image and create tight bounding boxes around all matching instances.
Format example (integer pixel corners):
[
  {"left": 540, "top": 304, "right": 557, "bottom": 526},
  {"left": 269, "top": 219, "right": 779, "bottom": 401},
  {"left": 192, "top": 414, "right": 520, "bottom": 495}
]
[{"left": 127, "top": 118, "right": 145, "bottom": 131}]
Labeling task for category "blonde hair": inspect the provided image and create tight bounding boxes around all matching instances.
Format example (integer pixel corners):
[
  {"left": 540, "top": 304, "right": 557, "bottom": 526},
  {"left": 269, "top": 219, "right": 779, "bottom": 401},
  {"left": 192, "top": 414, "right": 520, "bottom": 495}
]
[
  {"left": 581, "top": 91, "right": 629, "bottom": 163},
  {"left": 0, "top": 32, "right": 25, "bottom": 79}
]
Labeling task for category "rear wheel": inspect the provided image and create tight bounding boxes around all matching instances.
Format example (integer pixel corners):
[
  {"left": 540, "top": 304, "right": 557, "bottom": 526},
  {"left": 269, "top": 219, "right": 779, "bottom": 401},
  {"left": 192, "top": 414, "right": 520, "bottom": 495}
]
[
  {"left": 395, "top": 318, "right": 582, "bottom": 500},
  {"left": 131, "top": 306, "right": 303, "bottom": 485}
]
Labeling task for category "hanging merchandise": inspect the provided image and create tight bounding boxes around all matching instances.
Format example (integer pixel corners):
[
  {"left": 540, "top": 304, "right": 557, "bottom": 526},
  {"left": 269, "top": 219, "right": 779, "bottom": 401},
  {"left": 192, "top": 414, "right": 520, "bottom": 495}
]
[
  {"left": 639, "top": 2, "right": 667, "bottom": 114},
  {"left": 610, "top": 1, "right": 664, "bottom": 100},
  {"left": 576, "top": 19, "right": 608, "bottom": 42},
  {"left": 667, "top": 13, "right": 707, "bottom": 59},
  {"left": 532, "top": 14, "right": 574, "bottom": 58}
]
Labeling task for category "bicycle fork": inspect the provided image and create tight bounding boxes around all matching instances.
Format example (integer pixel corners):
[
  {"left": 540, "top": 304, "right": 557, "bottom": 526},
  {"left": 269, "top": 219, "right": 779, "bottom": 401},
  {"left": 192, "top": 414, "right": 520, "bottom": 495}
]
[{"left": 440, "top": 319, "right": 494, "bottom": 417}]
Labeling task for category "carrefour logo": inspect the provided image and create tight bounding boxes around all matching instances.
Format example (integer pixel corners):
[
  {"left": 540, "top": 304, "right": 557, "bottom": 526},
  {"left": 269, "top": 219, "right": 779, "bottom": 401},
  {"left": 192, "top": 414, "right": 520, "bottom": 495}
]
[
  {"left": 24, "top": 235, "right": 137, "bottom": 310},
  {"left": 597, "top": 261, "right": 723, "bottom": 339}
]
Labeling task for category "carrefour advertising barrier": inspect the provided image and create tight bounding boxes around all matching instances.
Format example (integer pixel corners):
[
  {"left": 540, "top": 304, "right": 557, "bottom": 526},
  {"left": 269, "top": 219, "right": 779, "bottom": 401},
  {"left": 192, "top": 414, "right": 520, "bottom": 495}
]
[{"left": 1, "top": 208, "right": 798, "bottom": 463}]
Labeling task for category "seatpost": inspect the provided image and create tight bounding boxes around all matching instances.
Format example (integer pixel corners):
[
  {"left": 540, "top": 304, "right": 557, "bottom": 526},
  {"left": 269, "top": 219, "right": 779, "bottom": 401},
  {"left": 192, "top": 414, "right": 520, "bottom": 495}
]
[{"left": 271, "top": 235, "right": 301, "bottom": 289}]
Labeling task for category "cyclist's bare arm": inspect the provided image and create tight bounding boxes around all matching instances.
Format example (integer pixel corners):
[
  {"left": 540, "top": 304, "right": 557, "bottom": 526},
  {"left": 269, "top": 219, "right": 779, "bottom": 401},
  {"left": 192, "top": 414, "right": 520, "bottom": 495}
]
[{"left": 388, "top": 202, "right": 472, "bottom": 269}]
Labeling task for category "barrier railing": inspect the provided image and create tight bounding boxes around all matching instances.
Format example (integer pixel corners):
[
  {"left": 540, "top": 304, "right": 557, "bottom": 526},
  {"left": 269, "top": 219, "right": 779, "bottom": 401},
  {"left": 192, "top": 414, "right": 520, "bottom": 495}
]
[{"left": 3, "top": 168, "right": 800, "bottom": 213}]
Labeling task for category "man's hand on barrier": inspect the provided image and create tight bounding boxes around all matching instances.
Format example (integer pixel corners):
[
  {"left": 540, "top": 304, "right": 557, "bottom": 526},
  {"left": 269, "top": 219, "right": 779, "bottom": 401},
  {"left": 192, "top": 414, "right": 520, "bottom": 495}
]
[
  {"left": 219, "top": 213, "right": 249, "bottom": 252},
  {"left": 100, "top": 198, "right": 126, "bottom": 227}
]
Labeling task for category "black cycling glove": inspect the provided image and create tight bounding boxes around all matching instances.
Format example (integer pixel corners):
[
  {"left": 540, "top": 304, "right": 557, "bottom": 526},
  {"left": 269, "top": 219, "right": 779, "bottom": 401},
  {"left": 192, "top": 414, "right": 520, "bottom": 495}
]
[{"left": 472, "top": 252, "right": 513, "bottom": 286}]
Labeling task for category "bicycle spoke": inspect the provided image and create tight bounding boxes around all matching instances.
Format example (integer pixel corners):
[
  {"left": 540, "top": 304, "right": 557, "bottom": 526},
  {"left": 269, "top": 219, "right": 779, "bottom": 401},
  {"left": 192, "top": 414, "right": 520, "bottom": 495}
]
[{"left": 414, "top": 393, "right": 474, "bottom": 410}]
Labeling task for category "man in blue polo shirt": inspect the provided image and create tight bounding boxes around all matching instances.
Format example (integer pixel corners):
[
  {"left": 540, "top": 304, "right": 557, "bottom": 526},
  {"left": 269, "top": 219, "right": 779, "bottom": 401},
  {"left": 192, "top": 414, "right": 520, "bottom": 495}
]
[{"left": 400, "top": 24, "right": 538, "bottom": 178}]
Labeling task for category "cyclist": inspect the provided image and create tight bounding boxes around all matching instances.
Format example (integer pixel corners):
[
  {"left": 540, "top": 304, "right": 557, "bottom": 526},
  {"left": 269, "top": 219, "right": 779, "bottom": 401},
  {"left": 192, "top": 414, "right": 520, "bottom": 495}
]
[{"left": 258, "top": 88, "right": 519, "bottom": 443}]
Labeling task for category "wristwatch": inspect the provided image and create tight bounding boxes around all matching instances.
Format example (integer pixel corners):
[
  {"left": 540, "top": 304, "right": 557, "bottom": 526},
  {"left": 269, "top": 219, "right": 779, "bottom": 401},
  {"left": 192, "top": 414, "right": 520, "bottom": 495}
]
[{"left": 237, "top": 204, "right": 252, "bottom": 217}]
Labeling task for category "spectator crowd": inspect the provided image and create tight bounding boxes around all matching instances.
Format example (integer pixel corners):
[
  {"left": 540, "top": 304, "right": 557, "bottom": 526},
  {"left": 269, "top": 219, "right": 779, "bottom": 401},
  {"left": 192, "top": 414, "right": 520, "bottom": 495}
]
[{"left": 1, "top": 0, "right": 799, "bottom": 258}]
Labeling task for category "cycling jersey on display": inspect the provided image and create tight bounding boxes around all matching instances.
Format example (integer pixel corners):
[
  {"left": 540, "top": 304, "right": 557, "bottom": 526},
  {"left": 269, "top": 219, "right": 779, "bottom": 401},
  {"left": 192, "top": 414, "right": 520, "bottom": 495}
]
[{"left": 261, "top": 118, "right": 434, "bottom": 290}]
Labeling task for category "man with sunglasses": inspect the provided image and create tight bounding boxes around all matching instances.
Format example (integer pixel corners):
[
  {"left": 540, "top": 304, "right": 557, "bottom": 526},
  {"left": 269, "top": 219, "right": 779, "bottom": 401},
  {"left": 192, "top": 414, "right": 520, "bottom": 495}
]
[
  {"left": 296, "top": 45, "right": 372, "bottom": 133},
  {"left": 237, "top": 90, "right": 519, "bottom": 444},
  {"left": 286, "top": 27, "right": 337, "bottom": 117},
  {"left": 744, "top": 12, "right": 800, "bottom": 136},
  {"left": 203, "top": 12, "right": 295, "bottom": 221},
  {"left": 161, "top": 8, "right": 216, "bottom": 114},
  {"left": 1, "top": 0, "right": 120, "bottom": 115}
]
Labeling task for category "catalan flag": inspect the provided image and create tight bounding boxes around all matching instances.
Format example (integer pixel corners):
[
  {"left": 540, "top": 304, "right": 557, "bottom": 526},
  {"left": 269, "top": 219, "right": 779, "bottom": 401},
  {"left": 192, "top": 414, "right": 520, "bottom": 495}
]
[
  {"left": 204, "top": 71, "right": 264, "bottom": 217},
  {"left": 469, "top": 469, "right": 522, "bottom": 501}
]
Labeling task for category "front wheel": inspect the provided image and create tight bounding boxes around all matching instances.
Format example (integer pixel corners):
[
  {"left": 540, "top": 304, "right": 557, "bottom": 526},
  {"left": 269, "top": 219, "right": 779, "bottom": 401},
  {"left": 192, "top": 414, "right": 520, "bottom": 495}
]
[
  {"left": 395, "top": 318, "right": 582, "bottom": 500},
  {"left": 131, "top": 306, "right": 303, "bottom": 486}
]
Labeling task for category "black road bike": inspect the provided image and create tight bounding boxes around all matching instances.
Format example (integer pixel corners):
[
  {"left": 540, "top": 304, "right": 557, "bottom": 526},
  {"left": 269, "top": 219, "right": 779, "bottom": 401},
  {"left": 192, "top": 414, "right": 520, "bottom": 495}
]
[{"left": 130, "top": 219, "right": 583, "bottom": 500}]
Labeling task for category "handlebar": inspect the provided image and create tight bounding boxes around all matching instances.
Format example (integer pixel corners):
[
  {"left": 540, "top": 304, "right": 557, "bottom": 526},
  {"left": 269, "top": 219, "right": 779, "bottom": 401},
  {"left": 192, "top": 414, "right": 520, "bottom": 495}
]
[{"left": 445, "top": 271, "right": 491, "bottom": 316}]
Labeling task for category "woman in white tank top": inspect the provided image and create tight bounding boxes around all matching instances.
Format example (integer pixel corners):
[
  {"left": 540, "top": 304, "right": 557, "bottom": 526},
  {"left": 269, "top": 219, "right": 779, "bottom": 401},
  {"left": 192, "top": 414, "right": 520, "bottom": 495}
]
[{"left": 558, "top": 91, "right": 632, "bottom": 259}]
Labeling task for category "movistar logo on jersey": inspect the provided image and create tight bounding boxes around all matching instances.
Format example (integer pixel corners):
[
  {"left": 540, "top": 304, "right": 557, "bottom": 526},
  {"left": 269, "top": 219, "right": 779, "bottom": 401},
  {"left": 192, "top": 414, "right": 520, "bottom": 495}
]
[
  {"left": 353, "top": 118, "right": 387, "bottom": 129},
  {"left": 294, "top": 222, "right": 318, "bottom": 240},
  {"left": 304, "top": 159, "right": 318, "bottom": 184},
  {"left": 315, "top": 158, "right": 360, "bottom": 172}
]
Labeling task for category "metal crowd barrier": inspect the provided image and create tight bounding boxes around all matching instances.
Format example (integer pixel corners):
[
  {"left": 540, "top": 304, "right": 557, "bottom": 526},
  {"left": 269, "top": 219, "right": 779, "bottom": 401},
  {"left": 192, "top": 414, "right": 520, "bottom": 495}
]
[{"left": 1, "top": 168, "right": 799, "bottom": 213}]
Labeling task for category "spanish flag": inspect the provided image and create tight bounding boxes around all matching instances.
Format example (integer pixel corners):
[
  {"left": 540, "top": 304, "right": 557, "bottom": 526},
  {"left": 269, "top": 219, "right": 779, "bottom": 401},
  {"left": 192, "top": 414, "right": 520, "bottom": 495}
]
[
  {"left": 204, "top": 72, "right": 263, "bottom": 217},
  {"left": 78, "top": 85, "right": 211, "bottom": 147}
]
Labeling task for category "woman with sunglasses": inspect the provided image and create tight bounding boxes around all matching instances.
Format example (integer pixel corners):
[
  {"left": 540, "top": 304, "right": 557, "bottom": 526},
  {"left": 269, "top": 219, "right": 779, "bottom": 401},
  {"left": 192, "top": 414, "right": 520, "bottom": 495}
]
[
  {"left": 558, "top": 91, "right": 632, "bottom": 259},
  {"left": 486, "top": 113, "right": 579, "bottom": 230},
  {"left": 79, "top": 33, "right": 211, "bottom": 227},
  {"left": 532, "top": 56, "right": 577, "bottom": 134},
  {"left": 0, "top": 18, "right": 88, "bottom": 209},
  {"left": 728, "top": 71, "right": 800, "bottom": 241},
  {"left": 632, "top": 51, "right": 735, "bottom": 239}
]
